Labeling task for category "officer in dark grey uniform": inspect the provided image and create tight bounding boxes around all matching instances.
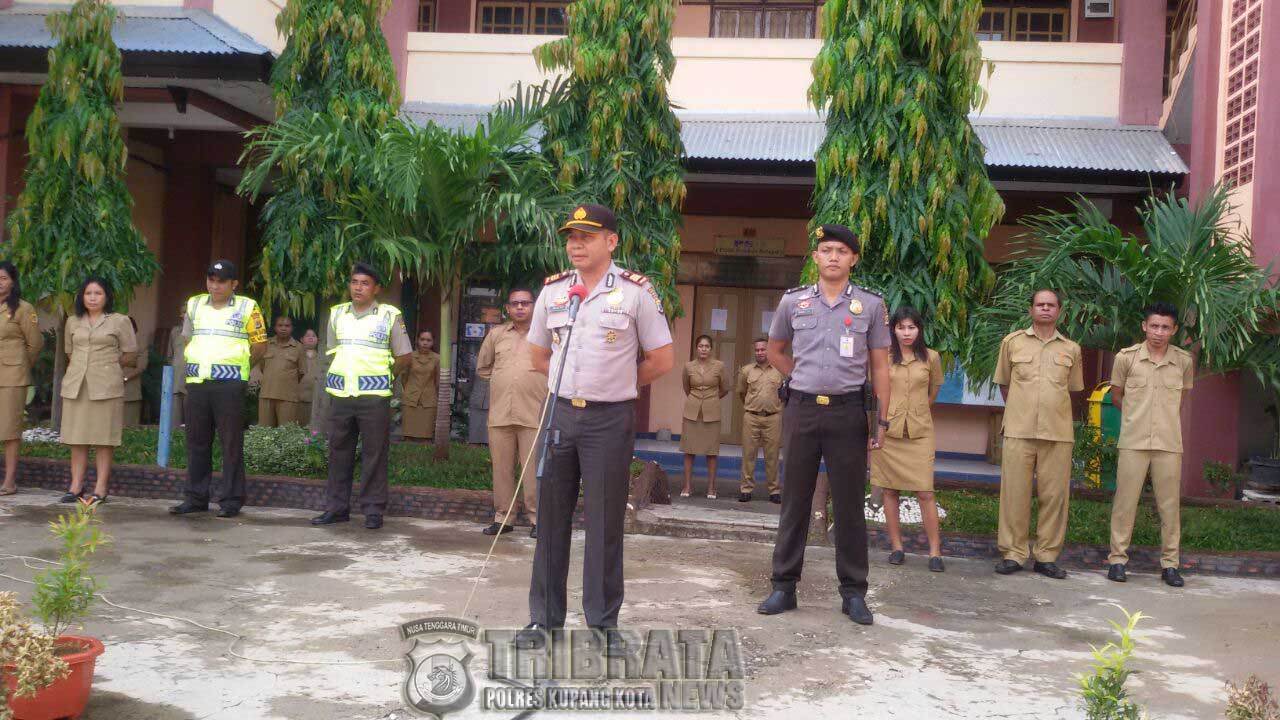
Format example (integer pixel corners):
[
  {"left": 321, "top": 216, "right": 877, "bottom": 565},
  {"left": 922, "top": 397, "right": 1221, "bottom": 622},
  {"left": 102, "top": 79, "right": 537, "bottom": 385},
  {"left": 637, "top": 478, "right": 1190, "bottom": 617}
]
[
  {"left": 756, "top": 224, "right": 891, "bottom": 626},
  {"left": 519, "top": 203, "right": 675, "bottom": 651}
]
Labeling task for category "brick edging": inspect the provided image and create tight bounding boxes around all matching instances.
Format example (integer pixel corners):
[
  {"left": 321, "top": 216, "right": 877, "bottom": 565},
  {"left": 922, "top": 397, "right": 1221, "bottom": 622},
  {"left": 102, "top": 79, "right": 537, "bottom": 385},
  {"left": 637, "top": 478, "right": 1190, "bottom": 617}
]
[{"left": 14, "top": 458, "right": 1280, "bottom": 578}]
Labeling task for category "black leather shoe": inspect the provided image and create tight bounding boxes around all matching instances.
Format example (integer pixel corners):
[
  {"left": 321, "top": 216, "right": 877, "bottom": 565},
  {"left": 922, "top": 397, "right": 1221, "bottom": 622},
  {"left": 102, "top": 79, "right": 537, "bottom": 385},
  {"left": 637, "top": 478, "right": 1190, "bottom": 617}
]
[
  {"left": 1033, "top": 561, "right": 1068, "bottom": 579},
  {"left": 738, "top": 492, "right": 752, "bottom": 503},
  {"left": 769, "top": 493, "right": 782, "bottom": 504},
  {"left": 843, "top": 596, "right": 874, "bottom": 626},
  {"left": 60, "top": 491, "right": 83, "bottom": 503},
  {"left": 994, "top": 559, "right": 1023, "bottom": 574},
  {"left": 1107, "top": 564, "right": 1127, "bottom": 582},
  {"left": 887, "top": 550, "right": 905, "bottom": 565},
  {"left": 311, "top": 510, "right": 350, "bottom": 525},
  {"left": 169, "top": 501, "right": 209, "bottom": 515},
  {"left": 756, "top": 590, "right": 797, "bottom": 615},
  {"left": 1161, "top": 568, "right": 1185, "bottom": 587},
  {"left": 364, "top": 514, "right": 383, "bottom": 530},
  {"left": 587, "top": 627, "right": 631, "bottom": 658},
  {"left": 483, "top": 522, "right": 515, "bottom": 536},
  {"left": 529, "top": 524, "right": 538, "bottom": 539},
  {"left": 515, "top": 623, "right": 548, "bottom": 650},
  {"left": 216, "top": 506, "right": 241, "bottom": 519},
  {"left": 928, "top": 556, "right": 945, "bottom": 573}
]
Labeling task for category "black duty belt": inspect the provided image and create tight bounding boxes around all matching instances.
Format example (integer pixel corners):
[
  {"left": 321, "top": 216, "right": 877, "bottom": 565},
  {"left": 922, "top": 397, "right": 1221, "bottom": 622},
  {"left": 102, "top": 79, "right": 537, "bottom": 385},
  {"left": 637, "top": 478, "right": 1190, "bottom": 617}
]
[
  {"left": 747, "top": 410, "right": 778, "bottom": 417},
  {"left": 794, "top": 391, "right": 862, "bottom": 407}
]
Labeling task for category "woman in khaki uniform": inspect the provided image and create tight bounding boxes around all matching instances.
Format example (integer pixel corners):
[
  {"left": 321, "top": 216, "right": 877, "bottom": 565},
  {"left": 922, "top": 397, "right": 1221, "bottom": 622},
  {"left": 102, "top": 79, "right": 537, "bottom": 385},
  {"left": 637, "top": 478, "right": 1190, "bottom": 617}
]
[
  {"left": 870, "top": 307, "right": 945, "bottom": 571},
  {"left": 297, "top": 328, "right": 320, "bottom": 426},
  {"left": 0, "top": 262, "right": 44, "bottom": 496},
  {"left": 680, "top": 335, "right": 730, "bottom": 498},
  {"left": 59, "top": 278, "right": 137, "bottom": 505},
  {"left": 122, "top": 316, "right": 147, "bottom": 425},
  {"left": 401, "top": 330, "right": 440, "bottom": 441}
]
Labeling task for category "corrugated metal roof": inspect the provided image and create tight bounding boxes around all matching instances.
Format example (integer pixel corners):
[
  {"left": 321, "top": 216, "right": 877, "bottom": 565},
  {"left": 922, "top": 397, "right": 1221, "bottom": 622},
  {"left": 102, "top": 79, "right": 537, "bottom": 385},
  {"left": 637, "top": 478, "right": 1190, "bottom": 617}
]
[
  {"left": 400, "top": 103, "right": 1188, "bottom": 176},
  {"left": 0, "top": 4, "right": 270, "bottom": 56}
]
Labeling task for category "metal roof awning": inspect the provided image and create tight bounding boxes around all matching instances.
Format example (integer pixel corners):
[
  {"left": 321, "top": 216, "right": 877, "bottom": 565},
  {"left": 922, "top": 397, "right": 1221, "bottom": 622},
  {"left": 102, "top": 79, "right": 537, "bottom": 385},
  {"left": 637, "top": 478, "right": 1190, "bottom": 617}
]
[
  {"left": 0, "top": 4, "right": 272, "bottom": 82},
  {"left": 401, "top": 103, "right": 1189, "bottom": 181}
]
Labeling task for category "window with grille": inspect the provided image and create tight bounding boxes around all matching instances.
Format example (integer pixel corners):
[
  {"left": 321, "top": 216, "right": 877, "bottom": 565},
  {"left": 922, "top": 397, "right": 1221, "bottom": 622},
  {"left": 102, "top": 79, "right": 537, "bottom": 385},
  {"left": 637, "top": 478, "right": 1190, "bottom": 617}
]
[
  {"left": 530, "top": 3, "right": 568, "bottom": 34},
  {"left": 976, "top": 8, "right": 1010, "bottom": 40},
  {"left": 417, "top": 0, "right": 435, "bottom": 31},
  {"left": 1011, "top": 8, "right": 1069, "bottom": 41},
  {"left": 712, "top": 6, "right": 815, "bottom": 38},
  {"left": 1221, "top": 0, "right": 1263, "bottom": 189},
  {"left": 478, "top": 1, "right": 568, "bottom": 34}
]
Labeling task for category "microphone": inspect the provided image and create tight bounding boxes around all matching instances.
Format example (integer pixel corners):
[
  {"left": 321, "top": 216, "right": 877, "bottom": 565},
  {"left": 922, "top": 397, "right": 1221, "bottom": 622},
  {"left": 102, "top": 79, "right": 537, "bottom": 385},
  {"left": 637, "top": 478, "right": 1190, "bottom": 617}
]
[{"left": 566, "top": 284, "right": 588, "bottom": 323}]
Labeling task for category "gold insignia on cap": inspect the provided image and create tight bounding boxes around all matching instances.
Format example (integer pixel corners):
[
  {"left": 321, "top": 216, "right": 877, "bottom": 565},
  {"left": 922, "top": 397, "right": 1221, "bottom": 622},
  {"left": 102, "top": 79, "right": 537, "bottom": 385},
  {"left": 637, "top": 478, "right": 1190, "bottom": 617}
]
[
  {"left": 815, "top": 227, "right": 825, "bottom": 239},
  {"left": 850, "top": 299, "right": 863, "bottom": 315},
  {"left": 573, "top": 207, "right": 587, "bottom": 220}
]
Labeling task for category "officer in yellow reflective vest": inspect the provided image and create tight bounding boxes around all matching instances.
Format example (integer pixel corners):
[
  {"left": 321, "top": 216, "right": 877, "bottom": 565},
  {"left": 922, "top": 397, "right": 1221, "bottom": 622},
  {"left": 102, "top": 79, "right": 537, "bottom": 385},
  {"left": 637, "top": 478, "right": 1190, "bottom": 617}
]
[
  {"left": 312, "top": 263, "right": 413, "bottom": 530},
  {"left": 170, "top": 260, "right": 267, "bottom": 519}
]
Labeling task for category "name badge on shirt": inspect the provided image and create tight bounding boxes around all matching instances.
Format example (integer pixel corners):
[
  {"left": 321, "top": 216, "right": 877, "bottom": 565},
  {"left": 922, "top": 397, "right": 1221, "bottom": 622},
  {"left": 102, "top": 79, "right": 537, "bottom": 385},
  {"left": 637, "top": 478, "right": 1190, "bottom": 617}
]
[
  {"left": 598, "top": 313, "right": 630, "bottom": 330},
  {"left": 840, "top": 335, "right": 855, "bottom": 358}
]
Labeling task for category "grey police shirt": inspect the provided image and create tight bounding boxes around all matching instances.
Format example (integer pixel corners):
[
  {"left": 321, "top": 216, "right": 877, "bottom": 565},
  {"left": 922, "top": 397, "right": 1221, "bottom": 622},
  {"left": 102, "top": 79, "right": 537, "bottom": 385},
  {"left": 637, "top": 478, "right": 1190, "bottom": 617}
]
[
  {"left": 528, "top": 262, "right": 673, "bottom": 403},
  {"left": 768, "top": 283, "right": 891, "bottom": 394}
]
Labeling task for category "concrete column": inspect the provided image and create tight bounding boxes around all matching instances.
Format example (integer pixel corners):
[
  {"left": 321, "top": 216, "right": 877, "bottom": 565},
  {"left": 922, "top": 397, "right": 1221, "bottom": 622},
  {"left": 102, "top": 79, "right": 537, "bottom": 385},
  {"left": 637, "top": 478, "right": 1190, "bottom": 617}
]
[
  {"left": 1249, "top": 0, "right": 1280, "bottom": 265},
  {"left": 1189, "top": 0, "right": 1224, "bottom": 201},
  {"left": 158, "top": 162, "right": 216, "bottom": 316},
  {"left": 382, "top": 0, "right": 417, "bottom": 101},
  {"left": 0, "top": 85, "right": 11, "bottom": 235},
  {"left": 1118, "top": 0, "right": 1166, "bottom": 125}
]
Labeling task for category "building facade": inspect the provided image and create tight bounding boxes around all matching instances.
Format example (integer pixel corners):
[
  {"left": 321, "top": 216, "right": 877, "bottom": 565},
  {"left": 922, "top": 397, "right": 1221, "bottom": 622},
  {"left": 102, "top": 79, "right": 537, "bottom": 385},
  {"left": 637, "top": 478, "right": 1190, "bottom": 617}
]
[{"left": 0, "top": 0, "right": 1273, "bottom": 494}]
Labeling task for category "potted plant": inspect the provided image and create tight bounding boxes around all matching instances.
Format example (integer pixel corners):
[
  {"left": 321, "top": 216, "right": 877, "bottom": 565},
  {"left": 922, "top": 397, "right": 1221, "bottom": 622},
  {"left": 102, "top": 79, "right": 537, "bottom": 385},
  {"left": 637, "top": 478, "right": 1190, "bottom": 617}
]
[{"left": 2, "top": 503, "right": 108, "bottom": 720}]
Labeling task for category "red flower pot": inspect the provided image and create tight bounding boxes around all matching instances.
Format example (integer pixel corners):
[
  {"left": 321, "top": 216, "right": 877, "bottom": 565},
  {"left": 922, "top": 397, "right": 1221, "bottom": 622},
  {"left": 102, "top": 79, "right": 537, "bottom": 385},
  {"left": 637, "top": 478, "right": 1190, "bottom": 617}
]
[{"left": 4, "top": 635, "right": 104, "bottom": 720}]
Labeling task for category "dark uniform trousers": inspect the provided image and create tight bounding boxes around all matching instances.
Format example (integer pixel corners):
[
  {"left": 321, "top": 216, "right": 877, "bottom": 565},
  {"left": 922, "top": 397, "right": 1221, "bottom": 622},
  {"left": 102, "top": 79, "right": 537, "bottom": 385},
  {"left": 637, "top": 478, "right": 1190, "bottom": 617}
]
[
  {"left": 530, "top": 398, "right": 635, "bottom": 630},
  {"left": 325, "top": 396, "right": 392, "bottom": 515},
  {"left": 771, "top": 393, "right": 870, "bottom": 600},
  {"left": 185, "top": 380, "right": 248, "bottom": 510}
]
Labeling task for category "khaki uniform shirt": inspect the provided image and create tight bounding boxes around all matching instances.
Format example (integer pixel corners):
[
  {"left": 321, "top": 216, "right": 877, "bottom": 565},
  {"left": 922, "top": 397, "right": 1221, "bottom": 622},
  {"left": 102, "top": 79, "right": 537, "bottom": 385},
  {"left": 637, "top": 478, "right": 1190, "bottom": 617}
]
[
  {"left": 1111, "top": 343, "right": 1195, "bottom": 452},
  {"left": 61, "top": 313, "right": 137, "bottom": 401},
  {"left": 682, "top": 359, "right": 729, "bottom": 422},
  {"left": 768, "top": 283, "right": 891, "bottom": 394},
  {"left": 737, "top": 362, "right": 784, "bottom": 414},
  {"left": 0, "top": 300, "right": 44, "bottom": 387},
  {"left": 994, "top": 327, "right": 1085, "bottom": 442},
  {"left": 886, "top": 349, "right": 944, "bottom": 439},
  {"left": 124, "top": 351, "right": 148, "bottom": 402},
  {"left": 477, "top": 322, "right": 546, "bottom": 428},
  {"left": 260, "top": 337, "right": 304, "bottom": 401},
  {"left": 297, "top": 348, "right": 320, "bottom": 401},
  {"left": 167, "top": 328, "right": 187, "bottom": 396},
  {"left": 528, "top": 263, "right": 673, "bottom": 403},
  {"left": 402, "top": 351, "right": 440, "bottom": 408}
]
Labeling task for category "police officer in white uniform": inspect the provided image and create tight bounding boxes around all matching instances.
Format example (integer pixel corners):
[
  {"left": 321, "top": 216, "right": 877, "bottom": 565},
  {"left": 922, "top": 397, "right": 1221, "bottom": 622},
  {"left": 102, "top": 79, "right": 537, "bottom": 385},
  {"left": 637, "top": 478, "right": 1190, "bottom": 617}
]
[{"left": 518, "top": 203, "right": 674, "bottom": 653}]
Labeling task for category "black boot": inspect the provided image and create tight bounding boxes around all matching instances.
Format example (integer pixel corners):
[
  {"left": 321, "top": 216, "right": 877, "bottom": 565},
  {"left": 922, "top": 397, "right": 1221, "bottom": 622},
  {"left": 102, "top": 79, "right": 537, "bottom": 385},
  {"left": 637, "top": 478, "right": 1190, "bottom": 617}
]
[{"left": 756, "top": 590, "right": 797, "bottom": 615}]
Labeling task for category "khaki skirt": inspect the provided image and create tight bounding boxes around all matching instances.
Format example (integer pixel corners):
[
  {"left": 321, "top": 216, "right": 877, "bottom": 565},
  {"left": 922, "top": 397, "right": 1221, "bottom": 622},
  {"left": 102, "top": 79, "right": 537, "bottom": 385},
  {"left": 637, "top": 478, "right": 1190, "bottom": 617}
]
[
  {"left": 680, "top": 418, "right": 721, "bottom": 456},
  {"left": 0, "top": 386, "right": 26, "bottom": 442},
  {"left": 870, "top": 433, "right": 935, "bottom": 492},
  {"left": 61, "top": 385, "right": 123, "bottom": 447},
  {"left": 402, "top": 404, "right": 437, "bottom": 439}
]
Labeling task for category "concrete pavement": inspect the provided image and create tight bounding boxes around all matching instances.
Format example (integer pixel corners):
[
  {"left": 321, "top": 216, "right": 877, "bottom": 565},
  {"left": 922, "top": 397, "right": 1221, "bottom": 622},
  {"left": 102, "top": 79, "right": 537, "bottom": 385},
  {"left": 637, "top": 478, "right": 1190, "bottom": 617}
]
[{"left": 1, "top": 490, "right": 1276, "bottom": 719}]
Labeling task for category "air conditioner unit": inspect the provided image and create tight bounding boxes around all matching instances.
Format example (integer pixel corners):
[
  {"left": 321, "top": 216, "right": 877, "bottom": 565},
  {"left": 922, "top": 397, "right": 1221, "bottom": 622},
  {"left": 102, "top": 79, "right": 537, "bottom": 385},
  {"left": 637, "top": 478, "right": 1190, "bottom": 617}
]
[{"left": 1084, "top": 0, "right": 1115, "bottom": 18}]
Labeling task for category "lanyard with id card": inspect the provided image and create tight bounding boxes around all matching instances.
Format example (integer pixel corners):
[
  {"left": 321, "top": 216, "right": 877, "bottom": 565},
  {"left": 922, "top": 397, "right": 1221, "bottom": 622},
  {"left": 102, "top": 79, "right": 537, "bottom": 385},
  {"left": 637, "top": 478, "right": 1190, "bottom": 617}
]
[{"left": 840, "top": 335, "right": 855, "bottom": 358}]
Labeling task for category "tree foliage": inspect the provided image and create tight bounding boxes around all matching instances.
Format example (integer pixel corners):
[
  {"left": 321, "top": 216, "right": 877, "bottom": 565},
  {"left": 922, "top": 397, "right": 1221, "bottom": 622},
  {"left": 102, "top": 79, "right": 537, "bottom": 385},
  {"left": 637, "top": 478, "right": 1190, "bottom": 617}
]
[
  {"left": 534, "top": 0, "right": 686, "bottom": 316},
  {"left": 238, "top": 0, "right": 402, "bottom": 316},
  {"left": 5, "top": 0, "right": 158, "bottom": 311},
  {"left": 808, "top": 0, "right": 1002, "bottom": 354},
  {"left": 962, "top": 186, "right": 1280, "bottom": 391}
]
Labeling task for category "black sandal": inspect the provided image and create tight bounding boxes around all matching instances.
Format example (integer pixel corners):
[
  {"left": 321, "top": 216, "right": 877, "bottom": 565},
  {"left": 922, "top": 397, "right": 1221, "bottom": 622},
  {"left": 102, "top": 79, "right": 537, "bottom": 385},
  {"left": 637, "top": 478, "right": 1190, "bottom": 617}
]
[
  {"left": 80, "top": 494, "right": 107, "bottom": 506},
  {"left": 60, "top": 490, "right": 84, "bottom": 503}
]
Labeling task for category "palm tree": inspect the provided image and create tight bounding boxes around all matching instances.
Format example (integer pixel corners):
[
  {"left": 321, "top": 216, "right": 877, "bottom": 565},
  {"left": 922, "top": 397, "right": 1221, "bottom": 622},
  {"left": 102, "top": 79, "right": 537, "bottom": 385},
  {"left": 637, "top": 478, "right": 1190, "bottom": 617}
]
[
  {"left": 246, "top": 84, "right": 570, "bottom": 457},
  {"left": 963, "top": 185, "right": 1280, "bottom": 392}
]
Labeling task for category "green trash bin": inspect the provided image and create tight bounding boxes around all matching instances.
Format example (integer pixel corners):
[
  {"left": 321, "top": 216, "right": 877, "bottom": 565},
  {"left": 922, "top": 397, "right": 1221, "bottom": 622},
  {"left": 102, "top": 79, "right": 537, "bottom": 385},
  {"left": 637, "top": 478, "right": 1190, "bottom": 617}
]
[{"left": 1086, "top": 382, "right": 1120, "bottom": 490}]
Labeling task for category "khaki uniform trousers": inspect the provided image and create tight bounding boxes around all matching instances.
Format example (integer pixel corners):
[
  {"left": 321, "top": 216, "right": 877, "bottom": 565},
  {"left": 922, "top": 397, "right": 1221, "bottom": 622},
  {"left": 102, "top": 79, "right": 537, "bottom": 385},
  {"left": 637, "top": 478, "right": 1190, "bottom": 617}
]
[
  {"left": 1109, "top": 449, "right": 1181, "bottom": 568},
  {"left": 998, "top": 437, "right": 1073, "bottom": 563},
  {"left": 259, "top": 398, "right": 299, "bottom": 427},
  {"left": 740, "top": 411, "right": 781, "bottom": 494},
  {"left": 490, "top": 424, "right": 539, "bottom": 524}
]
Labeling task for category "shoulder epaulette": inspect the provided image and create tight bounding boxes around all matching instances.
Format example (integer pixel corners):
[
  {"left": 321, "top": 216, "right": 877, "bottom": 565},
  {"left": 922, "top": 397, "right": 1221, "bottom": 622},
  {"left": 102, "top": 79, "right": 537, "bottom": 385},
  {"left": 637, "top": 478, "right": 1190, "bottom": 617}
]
[
  {"left": 855, "top": 285, "right": 884, "bottom": 299},
  {"left": 620, "top": 269, "right": 649, "bottom": 285},
  {"left": 544, "top": 270, "right": 571, "bottom": 286},
  {"left": 784, "top": 285, "right": 809, "bottom": 295},
  {"left": 1119, "top": 343, "right": 1141, "bottom": 354}
]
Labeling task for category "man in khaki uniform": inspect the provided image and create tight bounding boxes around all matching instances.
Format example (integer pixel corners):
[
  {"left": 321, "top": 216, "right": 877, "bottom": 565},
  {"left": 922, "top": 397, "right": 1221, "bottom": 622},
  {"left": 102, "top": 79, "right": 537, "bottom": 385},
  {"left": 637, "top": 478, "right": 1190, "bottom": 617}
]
[
  {"left": 258, "top": 316, "right": 305, "bottom": 426},
  {"left": 122, "top": 316, "right": 147, "bottom": 425},
  {"left": 993, "top": 289, "right": 1084, "bottom": 579},
  {"left": 297, "top": 328, "right": 320, "bottom": 426},
  {"left": 477, "top": 288, "right": 547, "bottom": 538},
  {"left": 400, "top": 331, "right": 440, "bottom": 441},
  {"left": 1107, "top": 302, "right": 1193, "bottom": 587},
  {"left": 167, "top": 307, "right": 187, "bottom": 428},
  {"left": 737, "top": 337, "right": 783, "bottom": 503}
]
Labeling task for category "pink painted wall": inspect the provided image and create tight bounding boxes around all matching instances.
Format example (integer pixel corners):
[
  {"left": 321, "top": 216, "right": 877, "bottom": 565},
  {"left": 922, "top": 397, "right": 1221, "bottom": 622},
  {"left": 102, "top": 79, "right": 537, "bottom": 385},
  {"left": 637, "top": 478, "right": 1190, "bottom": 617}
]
[
  {"left": 1250, "top": 0, "right": 1280, "bottom": 266},
  {"left": 1117, "top": 0, "right": 1165, "bottom": 125},
  {"left": 382, "top": 0, "right": 417, "bottom": 100},
  {"left": 182, "top": 0, "right": 214, "bottom": 10},
  {"left": 1189, "top": 0, "right": 1224, "bottom": 201}
]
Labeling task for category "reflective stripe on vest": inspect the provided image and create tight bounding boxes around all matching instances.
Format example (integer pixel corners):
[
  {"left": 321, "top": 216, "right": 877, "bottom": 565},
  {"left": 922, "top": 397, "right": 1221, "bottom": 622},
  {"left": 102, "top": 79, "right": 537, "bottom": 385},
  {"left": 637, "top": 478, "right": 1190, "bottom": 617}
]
[
  {"left": 325, "top": 303, "right": 398, "bottom": 398},
  {"left": 184, "top": 295, "right": 255, "bottom": 383}
]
